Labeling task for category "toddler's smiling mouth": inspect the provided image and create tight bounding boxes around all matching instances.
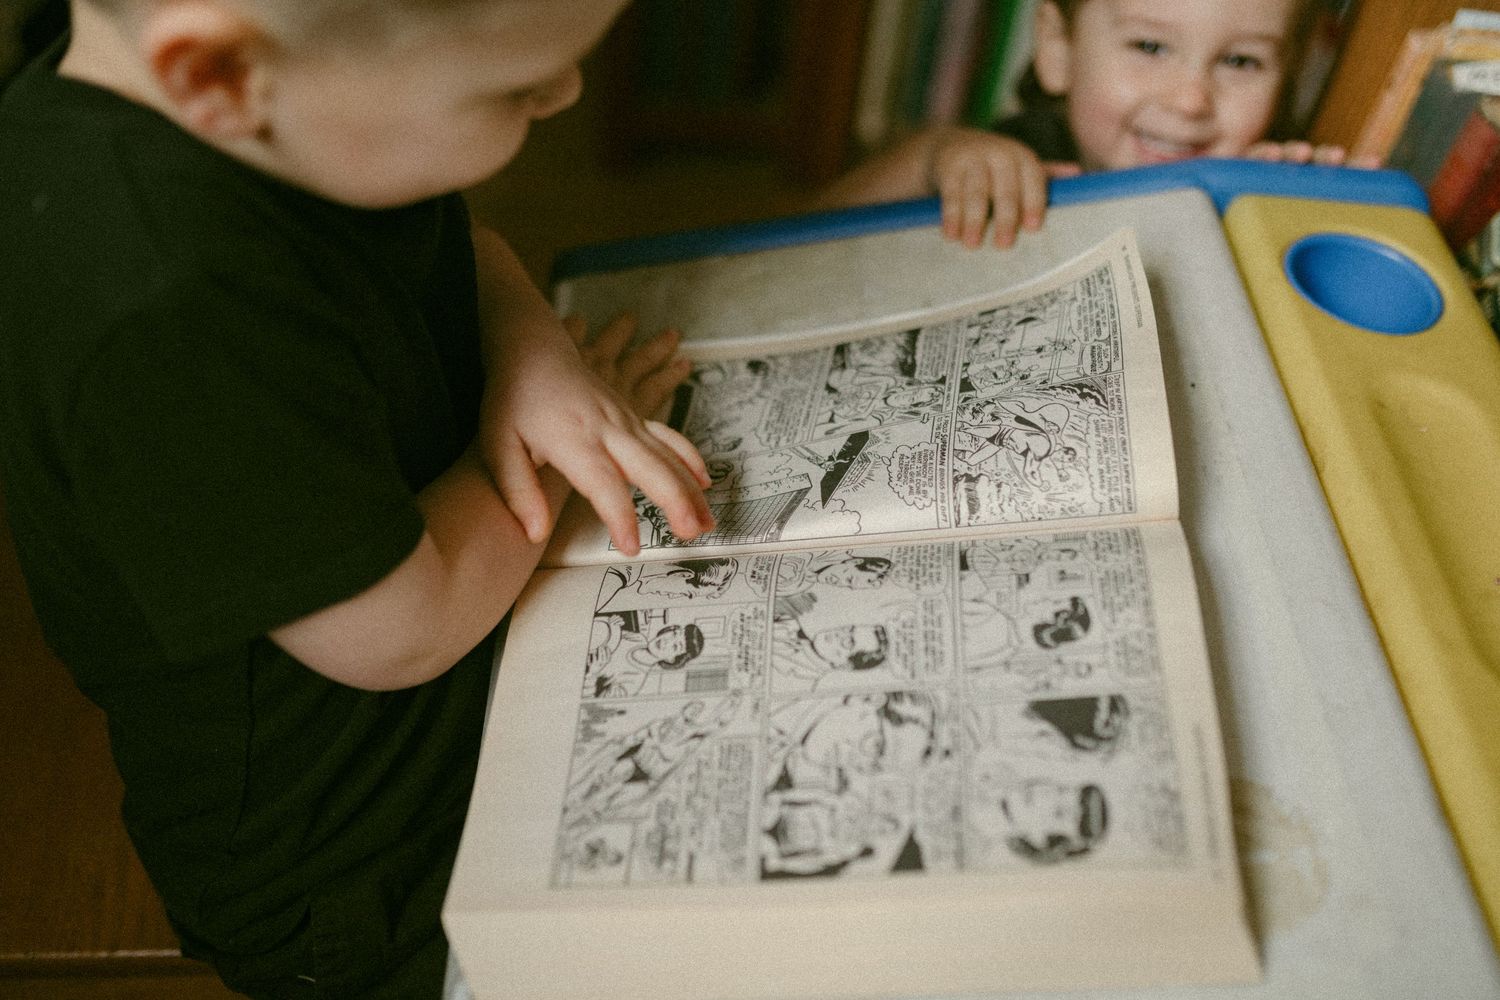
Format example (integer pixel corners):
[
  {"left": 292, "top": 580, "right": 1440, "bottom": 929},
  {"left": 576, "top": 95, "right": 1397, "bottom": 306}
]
[{"left": 1131, "top": 131, "right": 1211, "bottom": 163}]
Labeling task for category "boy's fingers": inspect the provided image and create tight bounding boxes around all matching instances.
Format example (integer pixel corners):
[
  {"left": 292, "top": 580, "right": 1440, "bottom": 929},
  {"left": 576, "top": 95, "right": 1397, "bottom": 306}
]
[
  {"left": 1043, "top": 161, "right": 1081, "bottom": 178},
  {"left": 939, "top": 162, "right": 979, "bottom": 247},
  {"left": 492, "top": 436, "right": 551, "bottom": 543},
  {"left": 939, "top": 199, "right": 956, "bottom": 241},
  {"left": 617, "top": 326, "right": 681, "bottom": 386},
  {"left": 623, "top": 424, "right": 714, "bottom": 523},
  {"left": 603, "top": 430, "right": 713, "bottom": 544},
  {"left": 639, "top": 434, "right": 714, "bottom": 530},
  {"left": 963, "top": 163, "right": 994, "bottom": 247},
  {"left": 571, "top": 463, "right": 644, "bottom": 557},
  {"left": 561, "top": 313, "right": 589, "bottom": 345},
  {"left": 985, "top": 161, "right": 1021, "bottom": 249},
  {"left": 630, "top": 357, "right": 693, "bottom": 418},
  {"left": 589, "top": 312, "right": 639, "bottom": 364},
  {"left": 1014, "top": 157, "right": 1048, "bottom": 239},
  {"left": 1313, "top": 144, "right": 1347, "bottom": 165},
  {"left": 544, "top": 434, "right": 650, "bottom": 556},
  {"left": 938, "top": 160, "right": 984, "bottom": 245},
  {"left": 938, "top": 182, "right": 963, "bottom": 242},
  {"left": 1283, "top": 141, "right": 1314, "bottom": 163},
  {"left": 644, "top": 419, "right": 712, "bottom": 489}
]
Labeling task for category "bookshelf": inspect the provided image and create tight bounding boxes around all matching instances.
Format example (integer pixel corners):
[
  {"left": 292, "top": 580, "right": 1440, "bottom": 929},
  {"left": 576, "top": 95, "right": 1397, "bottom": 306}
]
[
  {"left": 595, "top": 0, "right": 870, "bottom": 186},
  {"left": 1311, "top": 0, "right": 1500, "bottom": 149},
  {"left": 600, "top": 0, "right": 1439, "bottom": 188}
]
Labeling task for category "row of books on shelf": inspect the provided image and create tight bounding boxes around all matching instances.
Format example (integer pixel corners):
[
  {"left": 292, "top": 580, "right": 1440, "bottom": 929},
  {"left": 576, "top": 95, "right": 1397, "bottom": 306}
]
[
  {"left": 852, "top": 0, "right": 1354, "bottom": 150},
  {"left": 852, "top": 0, "right": 1036, "bottom": 147},
  {"left": 1356, "top": 9, "right": 1500, "bottom": 258}
]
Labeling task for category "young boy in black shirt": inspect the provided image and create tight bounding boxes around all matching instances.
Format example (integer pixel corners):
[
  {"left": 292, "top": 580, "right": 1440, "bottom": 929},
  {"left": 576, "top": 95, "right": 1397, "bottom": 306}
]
[{"left": 0, "top": 1, "right": 712, "bottom": 995}]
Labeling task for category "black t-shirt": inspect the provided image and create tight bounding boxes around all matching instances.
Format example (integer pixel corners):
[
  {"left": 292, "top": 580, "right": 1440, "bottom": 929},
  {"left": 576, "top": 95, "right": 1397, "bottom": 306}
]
[
  {"left": 994, "top": 105, "right": 1080, "bottom": 164},
  {"left": 0, "top": 46, "right": 493, "bottom": 991}
]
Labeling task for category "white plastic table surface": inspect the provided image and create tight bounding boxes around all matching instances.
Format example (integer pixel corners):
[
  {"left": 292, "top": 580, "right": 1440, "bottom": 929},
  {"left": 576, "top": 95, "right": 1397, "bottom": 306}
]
[{"left": 453, "top": 188, "right": 1500, "bottom": 999}]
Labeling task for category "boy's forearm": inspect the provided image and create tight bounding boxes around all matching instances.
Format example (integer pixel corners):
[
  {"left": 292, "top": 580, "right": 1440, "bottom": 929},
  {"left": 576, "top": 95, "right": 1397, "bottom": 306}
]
[
  {"left": 471, "top": 223, "right": 568, "bottom": 365},
  {"left": 409, "top": 449, "right": 571, "bottom": 664},
  {"left": 810, "top": 128, "right": 941, "bottom": 210},
  {"left": 269, "top": 450, "right": 570, "bottom": 691}
]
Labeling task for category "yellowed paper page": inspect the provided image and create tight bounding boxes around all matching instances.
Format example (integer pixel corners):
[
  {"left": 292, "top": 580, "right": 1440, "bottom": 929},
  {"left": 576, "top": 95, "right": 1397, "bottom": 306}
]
[
  {"left": 445, "top": 521, "right": 1254, "bottom": 999},
  {"left": 545, "top": 230, "right": 1176, "bottom": 568}
]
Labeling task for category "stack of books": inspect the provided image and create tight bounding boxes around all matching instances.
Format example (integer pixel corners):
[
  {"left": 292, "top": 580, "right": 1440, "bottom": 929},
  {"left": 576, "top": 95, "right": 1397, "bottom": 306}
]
[
  {"left": 1354, "top": 8, "right": 1500, "bottom": 256},
  {"left": 1460, "top": 213, "right": 1500, "bottom": 336}
]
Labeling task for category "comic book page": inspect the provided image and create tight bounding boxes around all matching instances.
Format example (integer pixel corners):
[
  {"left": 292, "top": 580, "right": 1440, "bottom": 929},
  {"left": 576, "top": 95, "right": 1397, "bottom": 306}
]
[
  {"left": 543, "top": 230, "right": 1176, "bottom": 567},
  {"left": 456, "top": 519, "right": 1238, "bottom": 894},
  {"left": 447, "top": 521, "right": 1252, "bottom": 997}
]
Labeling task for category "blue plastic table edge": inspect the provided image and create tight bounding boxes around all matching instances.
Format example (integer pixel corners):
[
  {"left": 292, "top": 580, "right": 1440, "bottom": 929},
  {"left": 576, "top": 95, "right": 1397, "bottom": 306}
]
[{"left": 550, "top": 159, "right": 1428, "bottom": 283}]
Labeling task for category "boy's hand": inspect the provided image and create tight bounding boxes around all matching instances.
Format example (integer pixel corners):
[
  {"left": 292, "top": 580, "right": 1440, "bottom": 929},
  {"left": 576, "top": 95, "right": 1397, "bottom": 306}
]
[
  {"left": 927, "top": 127, "right": 1076, "bottom": 249},
  {"left": 567, "top": 312, "right": 689, "bottom": 420},
  {"left": 470, "top": 225, "right": 712, "bottom": 557},
  {"left": 481, "top": 311, "right": 712, "bottom": 558},
  {"left": 1244, "top": 141, "right": 1380, "bottom": 169}
]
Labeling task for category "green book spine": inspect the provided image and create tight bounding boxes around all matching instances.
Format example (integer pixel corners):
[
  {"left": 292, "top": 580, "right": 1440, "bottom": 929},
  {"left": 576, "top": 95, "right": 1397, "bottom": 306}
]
[{"left": 964, "top": 0, "right": 1021, "bottom": 127}]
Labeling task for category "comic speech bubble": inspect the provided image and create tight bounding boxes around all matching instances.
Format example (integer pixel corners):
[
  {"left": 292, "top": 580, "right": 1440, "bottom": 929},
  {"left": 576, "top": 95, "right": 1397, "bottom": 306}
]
[
  {"left": 889, "top": 443, "right": 938, "bottom": 510},
  {"left": 886, "top": 605, "right": 919, "bottom": 680},
  {"left": 889, "top": 543, "right": 949, "bottom": 594}
]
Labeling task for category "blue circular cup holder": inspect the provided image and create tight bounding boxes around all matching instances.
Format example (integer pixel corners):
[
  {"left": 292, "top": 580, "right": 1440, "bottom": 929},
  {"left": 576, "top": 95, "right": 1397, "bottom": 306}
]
[{"left": 1283, "top": 233, "right": 1444, "bottom": 335}]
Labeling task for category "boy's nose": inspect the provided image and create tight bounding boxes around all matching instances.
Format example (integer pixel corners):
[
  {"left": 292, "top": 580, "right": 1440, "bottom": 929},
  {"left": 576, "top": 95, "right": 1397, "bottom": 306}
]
[
  {"left": 528, "top": 66, "right": 583, "bottom": 120},
  {"left": 1163, "top": 65, "right": 1213, "bottom": 118}
]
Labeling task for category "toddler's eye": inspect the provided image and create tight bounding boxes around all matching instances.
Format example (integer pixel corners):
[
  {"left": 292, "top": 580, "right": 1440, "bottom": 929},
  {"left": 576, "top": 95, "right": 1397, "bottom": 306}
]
[
  {"left": 1221, "top": 52, "right": 1266, "bottom": 72},
  {"left": 1128, "top": 38, "right": 1164, "bottom": 56}
]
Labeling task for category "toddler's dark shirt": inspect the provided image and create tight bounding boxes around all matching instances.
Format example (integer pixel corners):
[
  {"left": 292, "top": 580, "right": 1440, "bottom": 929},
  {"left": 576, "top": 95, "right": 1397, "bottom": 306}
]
[
  {"left": 994, "top": 104, "right": 1080, "bottom": 164},
  {"left": 0, "top": 44, "right": 492, "bottom": 993}
]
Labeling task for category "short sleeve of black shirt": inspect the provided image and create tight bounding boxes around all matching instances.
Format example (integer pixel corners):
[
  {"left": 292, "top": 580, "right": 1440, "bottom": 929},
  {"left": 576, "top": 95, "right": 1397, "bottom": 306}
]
[
  {"left": 993, "top": 105, "right": 1080, "bottom": 164},
  {"left": 68, "top": 264, "right": 428, "bottom": 662},
  {"left": 0, "top": 43, "right": 491, "bottom": 984},
  {"left": 2, "top": 54, "right": 485, "bottom": 666}
]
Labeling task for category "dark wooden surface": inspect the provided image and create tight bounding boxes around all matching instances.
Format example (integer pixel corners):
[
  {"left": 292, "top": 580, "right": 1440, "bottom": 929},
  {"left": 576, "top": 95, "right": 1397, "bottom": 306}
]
[
  {"left": 596, "top": 1, "right": 869, "bottom": 186},
  {"left": 0, "top": 487, "right": 238, "bottom": 998}
]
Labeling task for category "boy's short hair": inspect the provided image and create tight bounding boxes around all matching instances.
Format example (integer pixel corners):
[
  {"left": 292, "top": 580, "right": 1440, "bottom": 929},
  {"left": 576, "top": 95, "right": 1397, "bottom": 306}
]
[{"left": 78, "top": 0, "right": 494, "bottom": 46}]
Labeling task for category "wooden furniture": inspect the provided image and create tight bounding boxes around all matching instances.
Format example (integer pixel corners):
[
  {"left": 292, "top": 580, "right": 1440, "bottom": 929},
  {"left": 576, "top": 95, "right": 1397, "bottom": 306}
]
[
  {"left": 0, "top": 490, "right": 237, "bottom": 1000},
  {"left": 595, "top": 0, "right": 870, "bottom": 186},
  {"left": 1311, "top": 0, "right": 1500, "bottom": 149}
]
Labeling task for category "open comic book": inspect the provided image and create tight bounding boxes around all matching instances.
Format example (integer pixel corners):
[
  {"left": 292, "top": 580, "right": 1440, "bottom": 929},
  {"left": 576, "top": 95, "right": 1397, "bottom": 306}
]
[{"left": 445, "top": 231, "right": 1258, "bottom": 1000}]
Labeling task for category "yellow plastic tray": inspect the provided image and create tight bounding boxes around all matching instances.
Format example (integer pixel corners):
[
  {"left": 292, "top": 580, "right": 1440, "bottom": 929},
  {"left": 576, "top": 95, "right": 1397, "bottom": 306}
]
[{"left": 1225, "top": 194, "right": 1500, "bottom": 951}]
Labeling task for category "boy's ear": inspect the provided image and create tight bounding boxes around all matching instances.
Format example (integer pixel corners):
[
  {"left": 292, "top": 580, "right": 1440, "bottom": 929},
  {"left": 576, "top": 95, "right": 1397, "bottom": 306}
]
[
  {"left": 1031, "top": 1, "right": 1074, "bottom": 97},
  {"left": 139, "top": 2, "right": 275, "bottom": 141}
]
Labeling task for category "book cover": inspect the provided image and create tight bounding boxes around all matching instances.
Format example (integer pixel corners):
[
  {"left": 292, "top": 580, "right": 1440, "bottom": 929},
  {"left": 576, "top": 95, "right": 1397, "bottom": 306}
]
[
  {"left": 1388, "top": 60, "right": 1480, "bottom": 185},
  {"left": 852, "top": 0, "right": 916, "bottom": 148},
  {"left": 1383, "top": 26, "right": 1500, "bottom": 178},
  {"left": 1429, "top": 95, "right": 1500, "bottom": 249},
  {"left": 961, "top": 0, "right": 1020, "bottom": 127},
  {"left": 921, "top": 0, "right": 988, "bottom": 124},
  {"left": 988, "top": 0, "right": 1044, "bottom": 123},
  {"left": 1350, "top": 27, "right": 1443, "bottom": 165}
]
